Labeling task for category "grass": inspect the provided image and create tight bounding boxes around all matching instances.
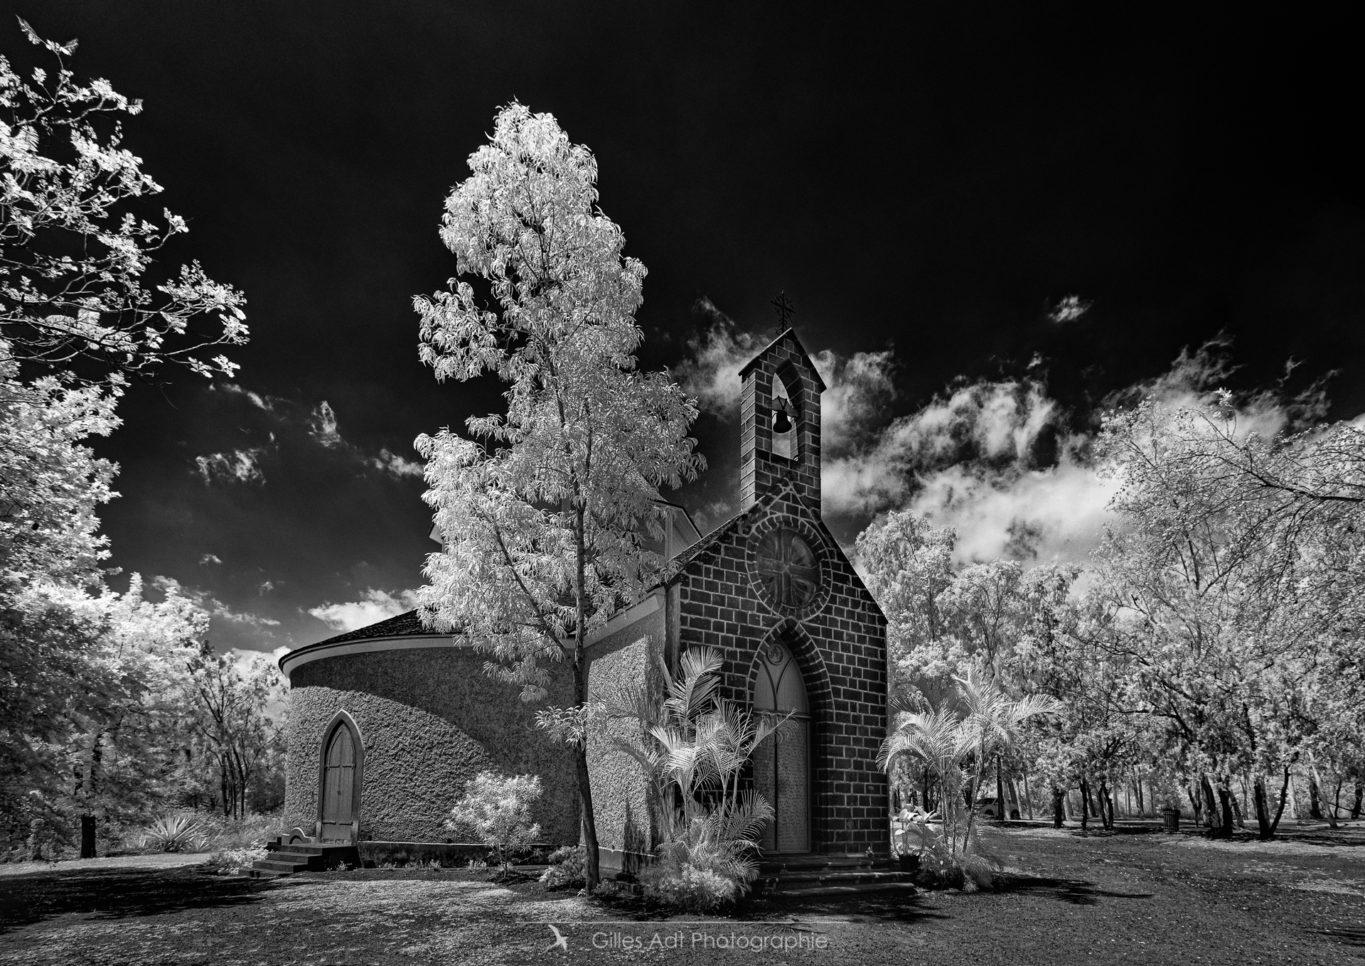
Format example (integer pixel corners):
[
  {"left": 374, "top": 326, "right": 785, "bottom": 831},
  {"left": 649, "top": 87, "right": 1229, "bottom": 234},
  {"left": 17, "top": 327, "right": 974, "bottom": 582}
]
[{"left": 0, "top": 823, "right": 1361, "bottom": 965}]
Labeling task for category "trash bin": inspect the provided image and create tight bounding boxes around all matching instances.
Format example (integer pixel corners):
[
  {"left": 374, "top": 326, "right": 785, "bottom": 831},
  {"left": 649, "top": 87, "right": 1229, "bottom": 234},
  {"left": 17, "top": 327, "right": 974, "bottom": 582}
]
[{"left": 1161, "top": 807, "right": 1180, "bottom": 832}]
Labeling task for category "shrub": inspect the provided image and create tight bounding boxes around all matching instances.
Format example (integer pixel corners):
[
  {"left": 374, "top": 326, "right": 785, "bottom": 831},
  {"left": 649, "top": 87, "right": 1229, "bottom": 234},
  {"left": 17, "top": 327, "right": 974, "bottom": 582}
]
[
  {"left": 202, "top": 847, "right": 266, "bottom": 875},
  {"left": 139, "top": 813, "right": 209, "bottom": 853},
  {"left": 444, "top": 772, "right": 541, "bottom": 875},
  {"left": 205, "top": 812, "right": 279, "bottom": 850},
  {"left": 639, "top": 854, "right": 743, "bottom": 913},
  {"left": 539, "top": 844, "right": 585, "bottom": 889}
]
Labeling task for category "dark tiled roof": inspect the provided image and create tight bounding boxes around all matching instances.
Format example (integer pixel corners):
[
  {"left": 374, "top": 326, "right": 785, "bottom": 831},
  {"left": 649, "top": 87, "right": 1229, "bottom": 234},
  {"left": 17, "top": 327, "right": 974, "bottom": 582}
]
[{"left": 311, "top": 609, "right": 441, "bottom": 647}]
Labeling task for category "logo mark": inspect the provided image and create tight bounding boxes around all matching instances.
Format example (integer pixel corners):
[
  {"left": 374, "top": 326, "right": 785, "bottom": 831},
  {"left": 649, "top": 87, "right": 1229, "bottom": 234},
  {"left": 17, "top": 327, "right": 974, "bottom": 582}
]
[{"left": 546, "top": 924, "right": 569, "bottom": 952}]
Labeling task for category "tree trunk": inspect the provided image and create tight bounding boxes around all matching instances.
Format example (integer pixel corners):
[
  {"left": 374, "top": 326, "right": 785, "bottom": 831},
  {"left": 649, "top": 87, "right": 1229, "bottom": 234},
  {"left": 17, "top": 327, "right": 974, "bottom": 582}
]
[
  {"left": 1214, "top": 781, "right": 1234, "bottom": 838},
  {"left": 1098, "top": 777, "right": 1114, "bottom": 830},
  {"left": 1133, "top": 769, "right": 1146, "bottom": 817},
  {"left": 996, "top": 755, "right": 1006, "bottom": 824},
  {"left": 571, "top": 657, "right": 600, "bottom": 891},
  {"left": 1200, "top": 774, "right": 1218, "bottom": 830},
  {"left": 1229, "top": 786, "right": 1246, "bottom": 830},
  {"left": 1051, "top": 786, "right": 1065, "bottom": 829},
  {"left": 1079, "top": 777, "right": 1091, "bottom": 833},
  {"left": 1351, "top": 781, "right": 1363, "bottom": 821},
  {"left": 79, "top": 814, "right": 96, "bottom": 859},
  {"left": 1187, "top": 782, "right": 1203, "bottom": 826},
  {"left": 1023, "top": 773, "right": 1035, "bottom": 820},
  {"left": 1253, "top": 772, "right": 1274, "bottom": 840},
  {"left": 1270, "top": 765, "right": 1291, "bottom": 835},
  {"left": 1311, "top": 763, "right": 1338, "bottom": 829},
  {"left": 1308, "top": 775, "right": 1324, "bottom": 820}
]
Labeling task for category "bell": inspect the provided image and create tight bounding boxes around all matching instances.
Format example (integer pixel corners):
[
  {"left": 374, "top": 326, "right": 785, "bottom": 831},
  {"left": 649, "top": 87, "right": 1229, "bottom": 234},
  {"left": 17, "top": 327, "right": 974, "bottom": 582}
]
[{"left": 772, "top": 405, "right": 793, "bottom": 434}]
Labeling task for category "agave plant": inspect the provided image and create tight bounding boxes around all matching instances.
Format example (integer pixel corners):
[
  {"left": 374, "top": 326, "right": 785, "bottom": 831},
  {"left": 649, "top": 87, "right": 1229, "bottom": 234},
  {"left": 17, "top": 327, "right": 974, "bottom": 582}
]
[{"left": 139, "top": 813, "right": 209, "bottom": 853}]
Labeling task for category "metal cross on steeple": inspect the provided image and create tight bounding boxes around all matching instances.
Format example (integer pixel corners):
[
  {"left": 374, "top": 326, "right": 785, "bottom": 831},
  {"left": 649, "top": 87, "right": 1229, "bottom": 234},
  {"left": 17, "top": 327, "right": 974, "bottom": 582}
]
[{"left": 770, "top": 291, "right": 796, "bottom": 331}]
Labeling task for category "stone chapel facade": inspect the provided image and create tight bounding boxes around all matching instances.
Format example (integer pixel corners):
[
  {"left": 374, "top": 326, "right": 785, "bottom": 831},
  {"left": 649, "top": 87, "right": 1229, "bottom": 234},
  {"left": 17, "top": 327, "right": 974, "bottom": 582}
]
[{"left": 279, "top": 328, "right": 890, "bottom": 863}]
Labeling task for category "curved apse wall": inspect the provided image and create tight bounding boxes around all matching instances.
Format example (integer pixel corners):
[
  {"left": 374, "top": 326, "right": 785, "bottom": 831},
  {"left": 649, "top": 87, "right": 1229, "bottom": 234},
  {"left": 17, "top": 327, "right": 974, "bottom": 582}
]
[{"left": 283, "top": 643, "right": 579, "bottom": 845}]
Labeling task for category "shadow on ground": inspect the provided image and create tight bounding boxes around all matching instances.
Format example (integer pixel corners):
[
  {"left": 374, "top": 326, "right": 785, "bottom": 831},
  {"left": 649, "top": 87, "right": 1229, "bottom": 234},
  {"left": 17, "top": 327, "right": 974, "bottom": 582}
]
[
  {"left": 993, "top": 873, "right": 1154, "bottom": 906},
  {"left": 0, "top": 867, "right": 301, "bottom": 933}
]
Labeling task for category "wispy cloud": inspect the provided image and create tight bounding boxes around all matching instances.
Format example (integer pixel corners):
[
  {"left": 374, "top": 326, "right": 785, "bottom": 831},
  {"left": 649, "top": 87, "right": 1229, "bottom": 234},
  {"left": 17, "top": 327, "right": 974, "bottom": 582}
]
[
  {"left": 307, "top": 587, "right": 419, "bottom": 632},
  {"left": 839, "top": 337, "right": 1326, "bottom": 567},
  {"left": 307, "top": 401, "right": 343, "bottom": 449},
  {"left": 371, "top": 447, "right": 424, "bottom": 479},
  {"left": 675, "top": 297, "right": 765, "bottom": 414},
  {"left": 214, "top": 382, "right": 279, "bottom": 412},
  {"left": 1048, "top": 294, "right": 1092, "bottom": 325},
  {"left": 194, "top": 448, "right": 268, "bottom": 485},
  {"left": 196, "top": 391, "right": 423, "bottom": 484},
  {"left": 150, "top": 575, "right": 283, "bottom": 637},
  {"left": 822, "top": 377, "right": 1059, "bottom": 517},
  {"left": 199, "top": 553, "right": 223, "bottom": 566}
]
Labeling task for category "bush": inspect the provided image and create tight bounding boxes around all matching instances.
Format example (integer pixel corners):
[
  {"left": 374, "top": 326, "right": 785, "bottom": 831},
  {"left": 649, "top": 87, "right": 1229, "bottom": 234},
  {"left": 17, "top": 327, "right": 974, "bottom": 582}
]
[
  {"left": 139, "top": 812, "right": 209, "bottom": 853},
  {"left": 203, "top": 812, "right": 279, "bottom": 850},
  {"left": 639, "top": 855, "right": 743, "bottom": 913},
  {"left": 444, "top": 772, "right": 541, "bottom": 875},
  {"left": 639, "top": 826, "right": 762, "bottom": 912},
  {"left": 202, "top": 847, "right": 266, "bottom": 875},
  {"left": 539, "top": 844, "right": 585, "bottom": 889}
]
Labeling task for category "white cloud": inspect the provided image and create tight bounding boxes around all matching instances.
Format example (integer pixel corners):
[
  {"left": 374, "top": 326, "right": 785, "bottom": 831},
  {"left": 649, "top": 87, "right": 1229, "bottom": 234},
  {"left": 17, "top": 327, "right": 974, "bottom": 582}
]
[
  {"left": 199, "top": 553, "right": 222, "bottom": 566},
  {"left": 835, "top": 337, "right": 1325, "bottom": 568},
  {"left": 810, "top": 348, "right": 898, "bottom": 454},
  {"left": 150, "top": 575, "right": 282, "bottom": 632},
  {"left": 675, "top": 297, "right": 765, "bottom": 414},
  {"left": 215, "top": 382, "right": 278, "bottom": 412},
  {"left": 308, "top": 400, "right": 343, "bottom": 449},
  {"left": 258, "top": 580, "right": 276, "bottom": 595},
  {"left": 822, "top": 378, "right": 1059, "bottom": 516},
  {"left": 307, "top": 587, "right": 420, "bottom": 632},
  {"left": 1048, "top": 294, "right": 1092, "bottom": 324},
  {"left": 906, "top": 453, "right": 1118, "bottom": 565},
  {"left": 371, "top": 447, "right": 424, "bottom": 479},
  {"left": 194, "top": 447, "right": 267, "bottom": 485}
]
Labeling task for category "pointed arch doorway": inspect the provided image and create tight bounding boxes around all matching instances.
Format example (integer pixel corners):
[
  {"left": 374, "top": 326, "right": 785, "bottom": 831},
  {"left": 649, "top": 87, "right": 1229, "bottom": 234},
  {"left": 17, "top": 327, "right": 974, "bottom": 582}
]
[
  {"left": 318, "top": 713, "right": 363, "bottom": 842},
  {"left": 752, "top": 640, "right": 811, "bottom": 853}
]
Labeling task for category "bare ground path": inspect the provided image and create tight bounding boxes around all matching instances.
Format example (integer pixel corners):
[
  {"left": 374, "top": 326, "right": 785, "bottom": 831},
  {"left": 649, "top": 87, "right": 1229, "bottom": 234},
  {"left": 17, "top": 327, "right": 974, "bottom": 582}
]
[{"left": 0, "top": 825, "right": 1361, "bottom": 965}]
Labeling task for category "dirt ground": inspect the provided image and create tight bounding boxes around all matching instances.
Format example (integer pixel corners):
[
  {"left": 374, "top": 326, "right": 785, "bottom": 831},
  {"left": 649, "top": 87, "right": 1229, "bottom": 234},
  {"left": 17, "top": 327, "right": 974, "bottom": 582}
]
[{"left": 0, "top": 823, "right": 1361, "bottom": 966}]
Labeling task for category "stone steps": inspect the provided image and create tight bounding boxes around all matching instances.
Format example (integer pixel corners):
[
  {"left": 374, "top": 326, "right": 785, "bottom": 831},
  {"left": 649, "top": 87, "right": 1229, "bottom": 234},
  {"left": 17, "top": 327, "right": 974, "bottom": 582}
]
[
  {"left": 754, "top": 853, "right": 916, "bottom": 899},
  {"left": 249, "top": 842, "right": 358, "bottom": 878}
]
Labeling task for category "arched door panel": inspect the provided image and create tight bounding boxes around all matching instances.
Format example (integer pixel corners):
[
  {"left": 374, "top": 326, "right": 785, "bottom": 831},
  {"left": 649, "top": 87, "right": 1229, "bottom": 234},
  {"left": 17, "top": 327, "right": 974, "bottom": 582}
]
[
  {"left": 319, "top": 717, "right": 361, "bottom": 842},
  {"left": 753, "top": 640, "right": 811, "bottom": 854}
]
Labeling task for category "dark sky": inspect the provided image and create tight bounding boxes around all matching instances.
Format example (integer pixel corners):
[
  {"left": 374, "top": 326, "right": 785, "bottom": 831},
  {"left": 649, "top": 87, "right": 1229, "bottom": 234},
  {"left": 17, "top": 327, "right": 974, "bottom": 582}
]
[{"left": 12, "top": 3, "right": 1365, "bottom": 654}]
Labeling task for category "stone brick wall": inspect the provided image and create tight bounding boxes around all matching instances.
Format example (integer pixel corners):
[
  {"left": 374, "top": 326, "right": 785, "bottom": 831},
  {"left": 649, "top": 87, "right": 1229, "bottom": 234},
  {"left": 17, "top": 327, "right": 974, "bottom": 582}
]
[
  {"left": 739, "top": 331, "right": 823, "bottom": 511},
  {"left": 676, "top": 487, "right": 890, "bottom": 856},
  {"left": 584, "top": 601, "right": 666, "bottom": 873},
  {"left": 284, "top": 644, "right": 578, "bottom": 845}
]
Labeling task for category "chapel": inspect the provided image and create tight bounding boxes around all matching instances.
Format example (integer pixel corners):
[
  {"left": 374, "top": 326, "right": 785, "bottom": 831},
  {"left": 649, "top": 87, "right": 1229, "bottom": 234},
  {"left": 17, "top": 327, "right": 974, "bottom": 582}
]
[{"left": 278, "top": 327, "right": 891, "bottom": 867}]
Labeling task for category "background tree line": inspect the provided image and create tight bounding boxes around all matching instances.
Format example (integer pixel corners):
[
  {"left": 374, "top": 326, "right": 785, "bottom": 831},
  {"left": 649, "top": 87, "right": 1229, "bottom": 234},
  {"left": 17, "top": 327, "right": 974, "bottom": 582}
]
[
  {"left": 1, "top": 22, "right": 281, "bottom": 859},
  {"left": 859, "top": 383, "right": 1365, "bottom": 840}
]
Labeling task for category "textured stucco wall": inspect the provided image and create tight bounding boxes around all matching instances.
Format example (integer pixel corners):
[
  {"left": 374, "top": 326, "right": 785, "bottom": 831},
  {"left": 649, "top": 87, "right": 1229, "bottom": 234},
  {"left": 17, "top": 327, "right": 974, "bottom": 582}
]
[
  {"left": 584, "top": 601, "right": 665, "bottom": 863},
  {"left": 284, "top": 644, "right": 578, "bottom": 845}
]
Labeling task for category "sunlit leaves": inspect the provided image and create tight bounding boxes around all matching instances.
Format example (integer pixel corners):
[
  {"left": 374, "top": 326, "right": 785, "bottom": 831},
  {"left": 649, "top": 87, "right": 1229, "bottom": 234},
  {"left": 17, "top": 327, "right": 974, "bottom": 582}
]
[{"left": 1, "top": 21, "right": 247, "bottom": 382}]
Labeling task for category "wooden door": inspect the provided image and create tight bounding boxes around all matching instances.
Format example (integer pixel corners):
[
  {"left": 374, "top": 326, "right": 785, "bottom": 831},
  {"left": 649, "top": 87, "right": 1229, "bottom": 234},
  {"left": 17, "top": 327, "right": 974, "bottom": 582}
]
[
  {"left": 320, "top": 724, "right": 357, "bottom": 842},
  {"left": 753, "top": 640, "right": 811, "bottom": 854},
  {"left": 754, "top": 718, "right": 811, "bottom": 853}
]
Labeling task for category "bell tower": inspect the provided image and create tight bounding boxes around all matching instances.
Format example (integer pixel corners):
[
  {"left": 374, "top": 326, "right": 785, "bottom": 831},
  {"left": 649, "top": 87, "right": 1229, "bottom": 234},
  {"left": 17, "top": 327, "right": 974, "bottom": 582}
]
[{"left": 738, "top": 318, "right": 826, "bottom": 512}]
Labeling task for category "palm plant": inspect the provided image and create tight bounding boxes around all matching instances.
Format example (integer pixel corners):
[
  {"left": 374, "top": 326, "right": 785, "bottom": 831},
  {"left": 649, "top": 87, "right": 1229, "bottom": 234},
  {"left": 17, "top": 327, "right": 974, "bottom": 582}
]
[
  {"left": 879, "top": 670, "right": 1059, "bottom": 885},
  {"left": 605, "top": 646, "right": 786, "bottom": 906}
]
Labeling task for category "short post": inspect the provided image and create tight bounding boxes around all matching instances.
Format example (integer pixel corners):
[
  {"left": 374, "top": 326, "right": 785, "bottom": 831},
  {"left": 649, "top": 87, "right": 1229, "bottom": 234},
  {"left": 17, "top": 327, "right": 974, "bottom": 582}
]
[{"left": 1161, "top": 806, "right": 1180, "bottom": 833}]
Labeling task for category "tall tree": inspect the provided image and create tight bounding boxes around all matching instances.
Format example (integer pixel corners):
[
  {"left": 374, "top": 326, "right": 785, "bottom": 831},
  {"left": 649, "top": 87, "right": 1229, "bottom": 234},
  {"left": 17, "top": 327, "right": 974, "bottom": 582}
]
[
  {"left": 184, "top": 645, "right": 282, "bottom": 821},
  {"left": 413, "top": 103, "right": 703, "bottom": 889}
]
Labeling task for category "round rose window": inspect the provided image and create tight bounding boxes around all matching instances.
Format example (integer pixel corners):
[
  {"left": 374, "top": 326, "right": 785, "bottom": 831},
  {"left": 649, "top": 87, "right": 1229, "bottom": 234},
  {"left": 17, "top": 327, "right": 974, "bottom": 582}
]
[{"left": 753, "top": 527, "right": 821, "bottom": 611}]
